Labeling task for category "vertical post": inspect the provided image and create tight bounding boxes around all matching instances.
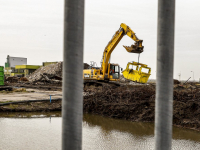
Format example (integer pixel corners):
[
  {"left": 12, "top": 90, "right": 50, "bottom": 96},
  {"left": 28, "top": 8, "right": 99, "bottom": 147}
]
[
  {"left": 192, "top": 71, "right": 194, "bottom": 82},
  {"left": 155, "top": 0, "right": 175, "bottom": 150},
  {"left": 62, "top": 0, "right": 84, "bottom": 150}
]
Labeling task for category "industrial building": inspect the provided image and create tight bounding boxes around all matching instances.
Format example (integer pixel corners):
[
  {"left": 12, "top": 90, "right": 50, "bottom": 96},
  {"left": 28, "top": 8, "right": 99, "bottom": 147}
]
[
  {"left": 13, "top": 65, "right": 41, "bottom": 76},
  {"left": 4, "top": 55, "right": 27, "bottom": 76},
  {"left": 4, "top": 55, "right": 58, "bottom": 77},
  {"left": 4, "top": 55, "right": 41, "bottom": 77},
  {"left": 5, "top": 55, "right": 27, "bottom": 68}
]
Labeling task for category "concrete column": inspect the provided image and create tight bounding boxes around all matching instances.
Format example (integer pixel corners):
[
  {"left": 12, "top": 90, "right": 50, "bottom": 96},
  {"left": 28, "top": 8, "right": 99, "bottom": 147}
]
[
  {"left": 62, "top": 0, "right": 84, "bottom": 149},
  {"left": 155, "top": 0, "right": 175, "bottom": 150}
]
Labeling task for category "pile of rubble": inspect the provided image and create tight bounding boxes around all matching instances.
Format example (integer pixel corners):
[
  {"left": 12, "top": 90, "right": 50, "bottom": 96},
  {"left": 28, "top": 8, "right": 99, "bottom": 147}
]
[
  {"left": 27, "top": 62, "right": 62, "bottom": 84},
  {"left": 26, "top": 62, "right": 90, "bottom": 84}
]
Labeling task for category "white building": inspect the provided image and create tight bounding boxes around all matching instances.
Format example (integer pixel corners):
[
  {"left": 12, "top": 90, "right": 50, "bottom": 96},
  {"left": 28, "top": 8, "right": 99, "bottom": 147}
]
[{"left": 6, "top": 55, "right": 27, "bottom": 67}]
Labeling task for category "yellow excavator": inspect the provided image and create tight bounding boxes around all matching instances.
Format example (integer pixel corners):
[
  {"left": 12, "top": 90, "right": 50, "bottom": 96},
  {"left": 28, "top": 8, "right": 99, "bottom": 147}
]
[{"left": 83, "top": 23, "right": 145, "bottom": 85}]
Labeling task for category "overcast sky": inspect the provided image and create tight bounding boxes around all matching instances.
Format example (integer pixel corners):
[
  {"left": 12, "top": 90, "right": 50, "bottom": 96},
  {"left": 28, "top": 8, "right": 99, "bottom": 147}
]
[{"left": 0, "top": 0, "right": 200, "bottom": 80}]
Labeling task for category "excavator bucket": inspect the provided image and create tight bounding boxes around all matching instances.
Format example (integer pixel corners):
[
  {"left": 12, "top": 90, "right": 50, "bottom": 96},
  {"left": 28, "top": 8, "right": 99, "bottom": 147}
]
[
  {"left": 122, "top": 62, "right": 151, "bottom": 84},
  {"left": 123, "top": 44, "right": 144, "bottom": 54}
]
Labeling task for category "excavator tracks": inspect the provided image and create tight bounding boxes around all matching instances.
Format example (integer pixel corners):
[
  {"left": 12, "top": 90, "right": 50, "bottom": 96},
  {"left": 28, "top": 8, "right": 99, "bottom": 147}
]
[{"left": 84, "top": 80, "right": 120, "bottom": 88}]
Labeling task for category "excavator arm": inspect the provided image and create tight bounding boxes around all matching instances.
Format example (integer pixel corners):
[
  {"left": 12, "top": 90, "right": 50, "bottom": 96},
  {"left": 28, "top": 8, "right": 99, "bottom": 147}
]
[
  {"left": 101, "top": 23, "right": 144, "bottom": 76},
  {"left": 121, "top": 23, "right": 143, "bottom": 53}
]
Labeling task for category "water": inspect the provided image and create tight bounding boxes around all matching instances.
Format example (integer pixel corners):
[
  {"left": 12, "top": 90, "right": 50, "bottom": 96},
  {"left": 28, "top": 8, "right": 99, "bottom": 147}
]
[{"left": 0, "top": 112, "right": 200, "bottom": 150}]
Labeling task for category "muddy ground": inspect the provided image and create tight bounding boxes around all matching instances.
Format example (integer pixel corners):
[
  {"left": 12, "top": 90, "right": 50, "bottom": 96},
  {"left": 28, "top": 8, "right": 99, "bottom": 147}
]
[
  {"left": 6, "top": 83, "right": 62, "bottom": 91},
  {"left": 0, "top": 100, "right": 61, "bottom": 112},
  {"left": 0, "top": 83, "right": 200, "bottom": 131},
  {"left": 84, "top": 84, "right": 200, "bottom": 131}
]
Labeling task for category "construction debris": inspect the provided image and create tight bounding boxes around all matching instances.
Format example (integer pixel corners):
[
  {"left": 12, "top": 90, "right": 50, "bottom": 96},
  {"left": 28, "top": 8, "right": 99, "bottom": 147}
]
[
  {"left": 26, "top": 62, "right": 90, "bottom": 84},
  {"left": 5, "top": 76, "right": 19, "bottom": 83},
  {"left": 13, "top": 88, "right": 26, "bottom": 92},
  {"left": 19, "top": 77, "right": 29, "bottom": 82},
  {"left": 27, "top": 62, "right": 62, "bottom": 84}
]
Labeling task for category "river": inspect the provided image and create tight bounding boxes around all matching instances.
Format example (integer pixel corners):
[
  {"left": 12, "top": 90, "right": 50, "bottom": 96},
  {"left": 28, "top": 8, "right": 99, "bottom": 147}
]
[{"left": 0, "top": 112, "right": 200, "bottom": 150}]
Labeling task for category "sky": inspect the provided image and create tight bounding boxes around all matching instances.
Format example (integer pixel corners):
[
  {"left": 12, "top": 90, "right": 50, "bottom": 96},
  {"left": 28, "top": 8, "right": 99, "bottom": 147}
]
[{"left": 0, "top": 0, "right": 200, "bottom": 80}]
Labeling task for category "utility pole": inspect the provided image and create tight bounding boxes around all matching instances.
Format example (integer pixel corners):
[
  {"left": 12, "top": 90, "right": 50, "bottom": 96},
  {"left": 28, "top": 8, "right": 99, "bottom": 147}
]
[
  {"left": 62, "top": 0, "right": 84, "bottom": 150},
  {"left": 178, "top": 72, "right": 181, "bottom": 81},
  {"left": 155, "top": 0, "right": 175, "bottom": 150},
  {"left": 191, "top": 71, "right": 194, "bottom": 82}
]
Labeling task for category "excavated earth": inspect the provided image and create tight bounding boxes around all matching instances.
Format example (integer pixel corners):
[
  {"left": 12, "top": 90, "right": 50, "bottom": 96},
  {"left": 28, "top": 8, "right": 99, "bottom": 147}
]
[
  {"left": 1, "top": 83, "right": 200, "bottom": 131},
  {"left": 83, "top": 84, "right": 200, "bottom": 131}
]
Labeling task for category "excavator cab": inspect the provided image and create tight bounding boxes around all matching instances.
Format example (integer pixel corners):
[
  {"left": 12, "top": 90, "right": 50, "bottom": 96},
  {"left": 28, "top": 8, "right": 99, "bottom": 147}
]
[
  {"left": 108, "top": 63, "right": 120, "bottom": 80},
  {"left": 122, "top": 62, "right": 151, "bottom": 84}
]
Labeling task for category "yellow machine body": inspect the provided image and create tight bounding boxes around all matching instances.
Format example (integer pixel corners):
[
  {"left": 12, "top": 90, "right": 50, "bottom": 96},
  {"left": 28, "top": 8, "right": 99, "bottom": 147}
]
[
  {"left": 122, "top": 62, "right": 151, "bottom": 84},
  {"left": 83, "top": 63, "right": 120, "bottom": 82}
]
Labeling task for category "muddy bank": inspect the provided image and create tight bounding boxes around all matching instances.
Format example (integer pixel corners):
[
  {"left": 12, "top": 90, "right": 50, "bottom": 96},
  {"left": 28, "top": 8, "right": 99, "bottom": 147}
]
[
  {"left": 0, "top": 100, "right": 61, "bottom": 112},
  {"left": 0, "top": 111, "right": 61, "bottom": 118},
  {"left": 84, "top": 85, "right": 200, "bottom": 131},
  {"left": 7, "top": 83, "right": 62, "bottom": 91}
]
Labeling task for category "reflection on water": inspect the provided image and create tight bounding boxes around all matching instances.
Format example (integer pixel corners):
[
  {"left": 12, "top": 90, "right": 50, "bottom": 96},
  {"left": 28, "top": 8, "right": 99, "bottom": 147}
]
[
  {"left": 0, "top": 112, "right": 200, "bottom": 150},
  {"left": 83, "top": 114, "right": 200, "bottom": 150},
  {"left": 83, "top": 114, "right": 155, "bottom": 150},
  {"left": 83, "top": 113, "right": 154, "bottom": 137}
]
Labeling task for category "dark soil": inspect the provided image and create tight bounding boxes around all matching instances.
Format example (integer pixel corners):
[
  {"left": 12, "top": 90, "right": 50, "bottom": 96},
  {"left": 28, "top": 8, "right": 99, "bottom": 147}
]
[
  {"left": 83, "top": 85, "right": 200, "bottom": 131},
  {"left": 7, "top": 83, "right": 62, "bottom": 91}
]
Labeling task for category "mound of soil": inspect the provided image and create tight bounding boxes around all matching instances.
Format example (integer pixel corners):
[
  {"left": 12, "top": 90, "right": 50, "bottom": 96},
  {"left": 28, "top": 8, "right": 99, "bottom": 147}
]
[{"left": 83, "top": 85, "right": 200, "bottom": 131}]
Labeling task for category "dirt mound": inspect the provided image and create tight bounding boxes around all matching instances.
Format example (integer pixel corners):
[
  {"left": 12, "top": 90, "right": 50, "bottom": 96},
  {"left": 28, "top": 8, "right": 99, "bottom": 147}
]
[
  {"left": 174, "top": 79, "right": 180, "bottom": 84},
  {"left": 83, "top": 85, "right": 200, "bottom": 131},
  {"left": 84, "top": 85, "right": 155, "bottom": 122}
]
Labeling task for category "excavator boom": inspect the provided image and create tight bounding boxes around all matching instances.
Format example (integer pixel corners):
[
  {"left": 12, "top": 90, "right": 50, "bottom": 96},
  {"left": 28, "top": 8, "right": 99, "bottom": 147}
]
[{"left": 101, "top": 23, "right": 144, "bottom": 76}]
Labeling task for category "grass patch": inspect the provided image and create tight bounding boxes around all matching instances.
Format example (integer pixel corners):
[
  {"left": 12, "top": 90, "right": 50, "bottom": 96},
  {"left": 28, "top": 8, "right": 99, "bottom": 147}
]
[
  {"left": 0, "top": 101, "right": 13, "bottom": 103},
  {"left": 7, "top": 104, "right": 19, "bottom": 109}
]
